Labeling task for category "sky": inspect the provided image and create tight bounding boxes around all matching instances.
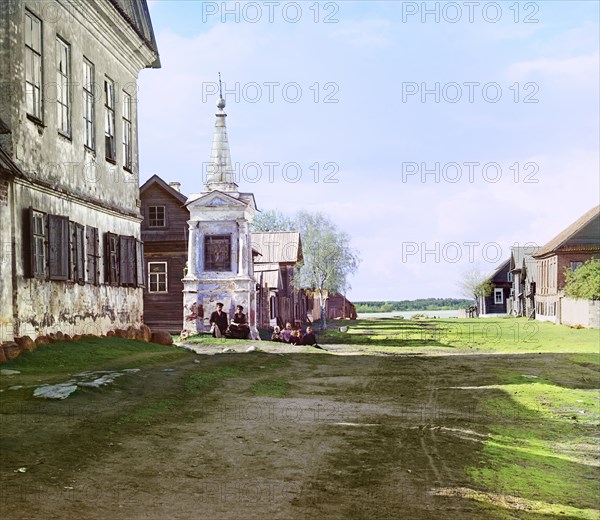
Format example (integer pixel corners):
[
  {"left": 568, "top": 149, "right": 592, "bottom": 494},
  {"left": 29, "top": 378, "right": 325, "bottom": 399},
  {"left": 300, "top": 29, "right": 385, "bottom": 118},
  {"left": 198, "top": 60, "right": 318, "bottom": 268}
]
[{"left": 138, "top": 0, "right": 599, "bottom": 301}]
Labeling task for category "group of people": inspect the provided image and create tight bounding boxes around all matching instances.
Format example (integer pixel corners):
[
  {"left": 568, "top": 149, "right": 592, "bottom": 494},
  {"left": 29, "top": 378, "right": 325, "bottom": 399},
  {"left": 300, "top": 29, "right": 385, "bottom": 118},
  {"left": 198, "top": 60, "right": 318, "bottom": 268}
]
[
  {"left": 209, "top": 303, "right": 250, "bottom": 339},
  {"left": 209, "top": 303, "right": 324, "bottom": 349},
  {"left": 271, "top": 323, "right": 322, "bottom": 349}
]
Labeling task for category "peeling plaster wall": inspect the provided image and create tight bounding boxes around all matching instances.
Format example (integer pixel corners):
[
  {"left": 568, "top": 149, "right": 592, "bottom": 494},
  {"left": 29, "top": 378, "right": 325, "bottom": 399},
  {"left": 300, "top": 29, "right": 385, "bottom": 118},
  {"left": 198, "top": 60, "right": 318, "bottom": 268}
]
[
  {"left": 0, "top": 174, "right": 14, "bottom": 342},
  {"left": 13, "top": 181, "right": 143, "bottom": 338}
]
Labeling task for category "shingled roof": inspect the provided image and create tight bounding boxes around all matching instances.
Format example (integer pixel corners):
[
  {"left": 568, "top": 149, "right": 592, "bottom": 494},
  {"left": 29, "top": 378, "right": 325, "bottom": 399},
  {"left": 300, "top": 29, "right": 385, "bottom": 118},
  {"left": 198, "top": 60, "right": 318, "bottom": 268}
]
[
  {"left": 533, "top": 205, "right": 600, "bottom": 258},
  {"left": 140, "top": 174, "right": 188, "bottom": 205},
  {"left": 251, "top": 232, "right": 302, "bottom": 264}
]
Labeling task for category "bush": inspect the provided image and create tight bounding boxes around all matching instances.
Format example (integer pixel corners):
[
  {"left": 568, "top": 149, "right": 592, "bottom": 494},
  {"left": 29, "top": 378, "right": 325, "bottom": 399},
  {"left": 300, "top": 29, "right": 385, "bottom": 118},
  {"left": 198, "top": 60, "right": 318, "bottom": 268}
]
[{"left": 564, "top": 260, "right": 600, "bottom": 300}]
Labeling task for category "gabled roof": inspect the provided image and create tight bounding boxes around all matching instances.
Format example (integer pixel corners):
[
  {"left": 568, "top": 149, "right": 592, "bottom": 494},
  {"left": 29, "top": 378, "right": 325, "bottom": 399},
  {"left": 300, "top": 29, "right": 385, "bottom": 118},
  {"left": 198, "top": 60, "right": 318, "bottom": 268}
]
[
  {"left": 510, "top": 245, "right": 539, "bottom": 271},
  {"left": 107, "top": 0, "right": 160, "bottom": 67},
  {"left": 486, "top": 258, "right": 510, "bottom": 282},
  {"left": 252, "top": 232, "right": 302, "bottom": 264},
  {"left": 534, "top": 205, "right": 600, "bottom": 258},
  {"left": 140, "top": 174, "right": 188, "bottom": 204},
  {"left": 185, "top": 189, "right": 250, "bottom": 209}
]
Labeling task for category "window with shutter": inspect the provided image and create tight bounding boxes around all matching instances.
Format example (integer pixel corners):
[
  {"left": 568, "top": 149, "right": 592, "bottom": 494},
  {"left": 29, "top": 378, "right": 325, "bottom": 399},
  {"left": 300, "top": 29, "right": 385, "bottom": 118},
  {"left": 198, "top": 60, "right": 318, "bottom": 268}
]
[
  {"left": 48, "top": 214, "right": 69, "bottom": 281},
  {"left": 105, "top": 232, "right": 119, "bottom": 285},
  {"left": 28, "top": 207, "right": 47, "bottom": 278}
]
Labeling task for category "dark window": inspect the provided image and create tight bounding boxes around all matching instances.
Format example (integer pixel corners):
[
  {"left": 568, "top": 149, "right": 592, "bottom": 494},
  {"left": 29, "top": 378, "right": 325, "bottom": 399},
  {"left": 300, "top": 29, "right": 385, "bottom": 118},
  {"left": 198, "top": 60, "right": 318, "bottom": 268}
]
[
  {"left": 204, "top": 235, "right": 231, "bottom": 271},
  {"left": 83, "top": 59, "right": 95, "bottom": 150},
  {"left": 28, "top": 208, "right": 46, "bottom": 278},
  {"left": 86, "top": 226, "right": 100, "bottom": 285},
  {"left": 25, "top": 11, "right": 42, "bottom": 120},
  {"left": 56, "top": 37, "right": 71, "bottom": 136},
  {"left": 122, "top": 91, "right": 132, "bottom": 170},
  {"left": 48, "top": 215, "right": 69, "bottom": 281},
  {"left": 105, "top": 232, "right": 119, "bottom": 285},
  {"left": 104, "top": 78, "right": 116, "bottom": 161},
  {"left": 148, "top": 206, "right": 165, "bottom": 227}
]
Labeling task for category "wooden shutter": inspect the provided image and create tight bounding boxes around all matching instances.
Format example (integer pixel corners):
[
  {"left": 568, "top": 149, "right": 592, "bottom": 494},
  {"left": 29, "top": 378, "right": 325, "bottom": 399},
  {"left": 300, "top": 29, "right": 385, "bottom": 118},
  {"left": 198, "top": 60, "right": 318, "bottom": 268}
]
[
  {"left": 127, "top": 237, "right": 136, "bottom": 286},
  {"left": 135, "top": 239, "right": 145, "bottom": 288},
  {"left": 119, "top": 236, "right": 129, "bottom": 286},
  {"left": 48, "top": 214, "right": 69, "bottom": 280},
  {"left": 118, "top": 235, "right": 136, "bottom": 286},
  {"left": 26, "top": 207, "right": 35, "bottom": 278},
  {"left": 75, "top": 223, "right": 85, "bottom": 284},
  {"left": 86, "top": 226, "right": 100, "bottom": 285}
]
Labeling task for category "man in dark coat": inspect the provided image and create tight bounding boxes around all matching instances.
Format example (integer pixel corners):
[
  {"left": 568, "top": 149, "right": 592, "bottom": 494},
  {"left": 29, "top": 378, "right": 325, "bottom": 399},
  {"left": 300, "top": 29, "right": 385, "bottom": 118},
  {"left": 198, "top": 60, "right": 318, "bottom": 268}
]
[
  {"left": 209, "top": 302, "right": 228, "bottom": 338},
  {"left": 302, "top": 326, "right": 327, "bottom": 351}
]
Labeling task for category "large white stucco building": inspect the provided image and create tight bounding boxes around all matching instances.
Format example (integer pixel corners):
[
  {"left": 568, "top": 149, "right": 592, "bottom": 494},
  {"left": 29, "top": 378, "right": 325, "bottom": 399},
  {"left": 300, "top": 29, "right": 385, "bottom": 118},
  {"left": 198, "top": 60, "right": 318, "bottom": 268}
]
[{"left": 0, "top": 0, "right": 159, "bottom": 343}]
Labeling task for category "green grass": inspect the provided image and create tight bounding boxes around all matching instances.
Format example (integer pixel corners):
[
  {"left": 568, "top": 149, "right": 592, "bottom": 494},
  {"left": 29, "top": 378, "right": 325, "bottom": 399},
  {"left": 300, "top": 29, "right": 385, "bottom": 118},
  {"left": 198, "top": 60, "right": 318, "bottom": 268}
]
[
  {"left": 319, "top": 317, "right": 600, "bottom": 354},
  {"left": 249, "top": 376, "right": 290, "bottom": 397},
  {"left": 321, "top": 316, "right": 600, "bottom": 516},
  {"left": 1, "top": 337, "right": 185, "bottom": 376},
  {"left": 185, "top": 366, "right": 244, "bottom": 394},
  {"left": 466, "top": 362, "right": 600, "bottom": 515}
]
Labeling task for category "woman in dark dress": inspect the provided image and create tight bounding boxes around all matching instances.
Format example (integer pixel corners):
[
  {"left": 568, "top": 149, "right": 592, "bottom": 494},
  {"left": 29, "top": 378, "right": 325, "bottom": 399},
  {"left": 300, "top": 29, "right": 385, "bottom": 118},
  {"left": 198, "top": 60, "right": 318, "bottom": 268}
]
[{"left": 228, "top": 305, "right": 250, "bottom": 339}]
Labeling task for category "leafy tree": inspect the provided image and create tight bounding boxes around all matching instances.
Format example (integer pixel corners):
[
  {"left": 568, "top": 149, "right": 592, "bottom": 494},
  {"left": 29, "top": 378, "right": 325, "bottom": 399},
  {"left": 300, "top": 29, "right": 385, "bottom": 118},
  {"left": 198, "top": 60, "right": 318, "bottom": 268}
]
[
  {"left": 252, "top": 209, "right": 295, "bottom": 232},
  {"left": 457, "top": 267, "right": 493, "bottom": 315},
  {"left": 293, "top": 211, "right": 360, "bottom": 328},
  {"left": 253, "top": 209, "right": 360, "bottom": 329},
  {"left": 564, "top": 260, "right": 600, "bottom": 300}
]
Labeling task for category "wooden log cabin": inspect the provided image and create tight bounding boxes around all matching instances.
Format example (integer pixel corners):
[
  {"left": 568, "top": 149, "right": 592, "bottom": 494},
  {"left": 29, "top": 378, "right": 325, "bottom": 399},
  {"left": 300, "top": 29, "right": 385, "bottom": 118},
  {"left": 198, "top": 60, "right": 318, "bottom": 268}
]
[
  {"left": 252, "top": 232, "right": 309, "bottom": 328},
  {"left": 140, "top": 175, "right": 188, "bottom": 332}
]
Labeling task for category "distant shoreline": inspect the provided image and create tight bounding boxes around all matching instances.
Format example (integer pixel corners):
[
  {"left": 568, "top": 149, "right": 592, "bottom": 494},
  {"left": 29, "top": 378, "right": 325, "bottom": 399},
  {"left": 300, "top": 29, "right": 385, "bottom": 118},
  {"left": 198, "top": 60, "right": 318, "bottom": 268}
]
[{"left": 357, "top": 310, "right": 459, "bottom": 319}]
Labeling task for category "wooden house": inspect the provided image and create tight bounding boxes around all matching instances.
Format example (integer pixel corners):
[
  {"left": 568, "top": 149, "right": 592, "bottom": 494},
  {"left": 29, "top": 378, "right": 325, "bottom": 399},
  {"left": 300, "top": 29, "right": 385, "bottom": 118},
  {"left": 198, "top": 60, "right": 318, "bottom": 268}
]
[
  {"left": 252, "top": 232, "right": 308, "bottom": 328},
  {"left": 533, "top": 205, "right": 600, "bottom": 323},
  {"left": 0, "top": 0, "right": 159, "bottom": 343},
  {"left": 309, "top": 292, "right": 357, "bottom": 321},
  {"left": 478, "top": 259, "right": 512, "bottom": 316},
  {"left": 507, "top": 246, "right": 539, "bottom": 318},
  {"left": 139, "top": 175, "right": 188, "bottom": 332}
]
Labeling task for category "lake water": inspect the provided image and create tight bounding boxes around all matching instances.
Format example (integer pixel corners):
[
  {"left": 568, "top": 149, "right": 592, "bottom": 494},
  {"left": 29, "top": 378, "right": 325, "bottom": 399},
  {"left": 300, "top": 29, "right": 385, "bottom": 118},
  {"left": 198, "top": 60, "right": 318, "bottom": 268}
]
[{"left": 357, "top": 310, "right": 459, "bottom": 319}]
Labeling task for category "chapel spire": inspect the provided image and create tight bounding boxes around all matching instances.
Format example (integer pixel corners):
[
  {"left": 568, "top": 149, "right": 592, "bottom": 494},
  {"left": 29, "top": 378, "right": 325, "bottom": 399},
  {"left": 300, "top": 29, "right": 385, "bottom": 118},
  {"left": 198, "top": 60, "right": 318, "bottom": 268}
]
[{"left": 205, "top": 73, "right": 238, "bottom": 193}]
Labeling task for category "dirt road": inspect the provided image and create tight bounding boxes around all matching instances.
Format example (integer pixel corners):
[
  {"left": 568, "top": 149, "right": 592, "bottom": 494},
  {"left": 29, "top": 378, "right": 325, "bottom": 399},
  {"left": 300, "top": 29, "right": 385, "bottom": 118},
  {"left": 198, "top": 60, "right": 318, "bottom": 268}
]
[{"left": 1, "top": 347, "right": 597, "bottom": 519}]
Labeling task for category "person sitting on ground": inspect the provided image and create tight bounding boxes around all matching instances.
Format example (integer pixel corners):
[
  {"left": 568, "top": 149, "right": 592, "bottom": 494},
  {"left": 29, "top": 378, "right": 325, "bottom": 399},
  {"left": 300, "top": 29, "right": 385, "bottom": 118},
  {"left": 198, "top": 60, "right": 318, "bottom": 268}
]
[
  {"left": 271, "top": 326, "right": 282, "bottom": 342},
  {"left": 290, "top": 329, "right": 302, "bottom": 345},
  {"left": 228, "top": 305, "right": 250, "bottom": 339},
  {"left": 209, "top": 302, "right": 228, "bottom": 338},
  {"left": 281, "top": 323, "right": 293, "bottom": 343},
  {"left": 302, "top": 326, "right": 327, "bottom": 350}
]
